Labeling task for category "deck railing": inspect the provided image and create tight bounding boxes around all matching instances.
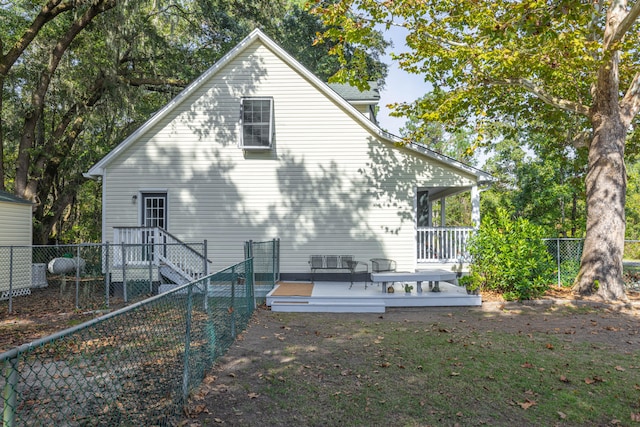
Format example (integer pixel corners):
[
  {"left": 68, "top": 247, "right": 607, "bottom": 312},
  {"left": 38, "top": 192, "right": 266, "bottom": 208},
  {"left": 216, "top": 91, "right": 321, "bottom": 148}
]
[
  {"left": 113, "top": 227, "right": 208, "bottom": 281},
  {"left": 417, "top": 227, "right": 474, "bottom": 263}
]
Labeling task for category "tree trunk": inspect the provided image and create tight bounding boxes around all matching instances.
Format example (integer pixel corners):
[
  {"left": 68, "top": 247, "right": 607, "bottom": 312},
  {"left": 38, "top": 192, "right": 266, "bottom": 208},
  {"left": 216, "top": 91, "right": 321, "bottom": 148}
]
[
  {"left": 14, "top": 0, "right": 117, "bottom": 201},
  {"left": 0, "top": 75, "right": 4, "bottom": 191},
  {"left": 574, "top": 115, "right": 627, "bottom": 300}
]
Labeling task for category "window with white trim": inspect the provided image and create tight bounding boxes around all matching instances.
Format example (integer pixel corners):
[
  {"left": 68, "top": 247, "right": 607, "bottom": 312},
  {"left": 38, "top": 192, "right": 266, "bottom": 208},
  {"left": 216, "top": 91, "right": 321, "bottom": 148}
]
[{"left": 240, "top": 97, "right": 273, "bottom": 149}]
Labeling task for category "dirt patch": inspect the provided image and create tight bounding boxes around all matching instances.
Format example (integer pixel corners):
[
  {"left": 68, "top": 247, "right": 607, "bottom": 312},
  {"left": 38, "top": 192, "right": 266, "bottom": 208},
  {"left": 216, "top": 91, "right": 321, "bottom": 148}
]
[
  {"left": 0, "top": 279, "right": 133, "bottom": 353},
  {"left": 183, "top": 292, "right": 640, "bottom": 426}
]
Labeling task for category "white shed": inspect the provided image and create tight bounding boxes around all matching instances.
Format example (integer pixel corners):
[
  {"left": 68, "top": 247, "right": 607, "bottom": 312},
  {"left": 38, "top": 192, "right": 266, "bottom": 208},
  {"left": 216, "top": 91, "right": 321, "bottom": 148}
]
[{"left": 0, "top": 190, "right": 34, "bottom": 297}]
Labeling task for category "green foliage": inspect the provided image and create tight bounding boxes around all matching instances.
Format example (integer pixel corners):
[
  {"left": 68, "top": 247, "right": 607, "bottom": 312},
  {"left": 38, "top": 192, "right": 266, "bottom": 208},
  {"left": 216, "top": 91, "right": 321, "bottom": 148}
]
[
  {"left": 480, "top": 117, "right": 588, "bottom": 237},
  {"left": 2, "top": 0, "right": 389, "bottom": 243},
  {"left": 467, "top": 208, "right": 555, "bottom": 300},
  {"left": 274, "top": 3, "right": 388, "bottom": 85},
  {"left": 558, "top": 260, "right": 580, "bottom": 288}
]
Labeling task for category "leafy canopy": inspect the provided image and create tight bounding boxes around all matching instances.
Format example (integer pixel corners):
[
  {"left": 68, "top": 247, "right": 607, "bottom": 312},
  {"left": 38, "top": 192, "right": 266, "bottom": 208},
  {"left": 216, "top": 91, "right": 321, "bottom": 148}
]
[{"left": 312, "top": 0, "right": 640, "bottom": 152}]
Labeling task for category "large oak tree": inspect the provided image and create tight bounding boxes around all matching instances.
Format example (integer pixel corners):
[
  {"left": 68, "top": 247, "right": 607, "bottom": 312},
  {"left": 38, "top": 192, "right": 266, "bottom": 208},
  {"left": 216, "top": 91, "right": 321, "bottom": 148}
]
[{"left": 314, "top": 0, "right": 640, "bottom": 300}]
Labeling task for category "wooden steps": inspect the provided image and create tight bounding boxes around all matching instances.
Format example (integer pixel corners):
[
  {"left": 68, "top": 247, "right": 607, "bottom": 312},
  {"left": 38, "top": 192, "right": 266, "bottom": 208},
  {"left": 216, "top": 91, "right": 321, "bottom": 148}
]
[{"left": 270, "top": 299, "right": 386, "bottom": 313}]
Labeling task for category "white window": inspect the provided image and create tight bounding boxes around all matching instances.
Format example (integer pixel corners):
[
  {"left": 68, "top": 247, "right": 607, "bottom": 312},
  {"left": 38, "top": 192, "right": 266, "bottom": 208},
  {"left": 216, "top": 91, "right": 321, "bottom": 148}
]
[{"left": 240, "top": 97, "right": 273, "bottom": 149}]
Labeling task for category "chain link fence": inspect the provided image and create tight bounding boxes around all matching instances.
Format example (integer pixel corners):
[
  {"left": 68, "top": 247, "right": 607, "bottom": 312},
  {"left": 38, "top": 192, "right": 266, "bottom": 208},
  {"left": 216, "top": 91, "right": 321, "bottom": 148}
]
[
  {"left": 1, "top": 242, "right": 207, "bottom": 315},
  {"left": 0, "top": 258, "right": 254, "bottom": 426},
  {"left": 543, "top": 238, "right": 584, "bottom": 287},
  {"left": 544, "top": 238, "right": 640, "bottom": 290},
  {"left": 244, "top": 239, "right": 280, "bottom": 301}
]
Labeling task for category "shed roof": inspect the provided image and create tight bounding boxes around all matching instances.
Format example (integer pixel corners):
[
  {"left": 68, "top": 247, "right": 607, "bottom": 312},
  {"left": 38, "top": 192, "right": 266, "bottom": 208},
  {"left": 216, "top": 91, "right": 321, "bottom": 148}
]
[
  {"left": 328, "top": 82, "right": 380, "bottom": 103},
  {"left": 0, "top": 190, "right": 32, "bottom": 205}
]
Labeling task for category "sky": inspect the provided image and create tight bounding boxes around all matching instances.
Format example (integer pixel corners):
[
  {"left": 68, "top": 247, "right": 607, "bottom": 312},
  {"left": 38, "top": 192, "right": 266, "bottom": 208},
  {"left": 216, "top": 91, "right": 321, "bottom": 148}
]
[{"left": 375, "top": 26, "right": 431, "bottom": 136}]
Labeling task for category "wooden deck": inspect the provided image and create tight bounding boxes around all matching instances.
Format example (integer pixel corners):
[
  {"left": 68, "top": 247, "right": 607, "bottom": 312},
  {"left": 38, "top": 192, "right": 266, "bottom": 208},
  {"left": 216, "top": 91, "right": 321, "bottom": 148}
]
[{"left": 266, "top": 280, "right": 481, "bottom": 313}]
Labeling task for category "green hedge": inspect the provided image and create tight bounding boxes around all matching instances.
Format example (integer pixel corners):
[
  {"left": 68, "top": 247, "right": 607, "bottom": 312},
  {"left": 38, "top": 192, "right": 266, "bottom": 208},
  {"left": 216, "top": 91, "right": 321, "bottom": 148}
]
[{"left": 467, "top": 208, "right": 555, "bottom": 301}]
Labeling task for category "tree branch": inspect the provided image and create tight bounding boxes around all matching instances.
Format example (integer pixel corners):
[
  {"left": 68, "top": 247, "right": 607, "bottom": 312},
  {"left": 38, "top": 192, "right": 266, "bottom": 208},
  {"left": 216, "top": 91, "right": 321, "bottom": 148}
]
[
  {"left": 620, "top": 72, "right": 640, "bottom": 126},
  {"left": 122, "top": 76, "right": 187, "bottom": 88},
  {"left": 606, "top": 0, "right": 640, "bottom": 50},
  {"left": 0, "top": 0, "right": 75, "bottom": 76},
  {"left": 484, "top": 77, "right": 591, "bottom": 116}
]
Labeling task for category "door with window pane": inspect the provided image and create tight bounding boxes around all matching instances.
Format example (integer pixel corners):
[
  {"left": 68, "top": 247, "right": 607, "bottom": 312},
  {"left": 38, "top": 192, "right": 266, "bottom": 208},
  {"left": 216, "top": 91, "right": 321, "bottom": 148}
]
[{"left": 141, "top": 193, "right": 167, "bottom": 261}]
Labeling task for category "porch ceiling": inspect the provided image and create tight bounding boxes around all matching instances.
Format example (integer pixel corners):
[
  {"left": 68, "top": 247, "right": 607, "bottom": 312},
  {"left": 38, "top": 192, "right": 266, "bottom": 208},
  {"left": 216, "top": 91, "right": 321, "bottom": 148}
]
[{"left": 426, "top": 186, "right": 473, "bottom": 201}]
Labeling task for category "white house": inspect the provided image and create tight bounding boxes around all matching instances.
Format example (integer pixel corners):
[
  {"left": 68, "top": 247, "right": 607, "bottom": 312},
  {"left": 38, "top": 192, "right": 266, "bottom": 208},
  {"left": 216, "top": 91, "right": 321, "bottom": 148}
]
[
  {"left": 0, "top": 190, "right": 34, "bottom": 297},
  {"left": 85, "top": 29, "right": 492, "bottom": 284}
]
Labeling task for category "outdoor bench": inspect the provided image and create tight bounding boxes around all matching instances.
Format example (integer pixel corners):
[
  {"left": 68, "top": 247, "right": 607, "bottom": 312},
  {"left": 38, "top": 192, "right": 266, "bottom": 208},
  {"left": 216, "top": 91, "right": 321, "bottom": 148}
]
[
  {"left": 309, "top": 255, "right": 369, "bottom": 287},
  {"left": 371, "top": 269, "right": 459, "bottom": 293}
]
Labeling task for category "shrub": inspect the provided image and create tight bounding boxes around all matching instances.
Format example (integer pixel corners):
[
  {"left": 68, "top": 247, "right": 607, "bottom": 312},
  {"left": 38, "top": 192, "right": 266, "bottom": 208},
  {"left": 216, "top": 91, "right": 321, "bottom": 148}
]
[
  {"left": 467, "top": 208, "right": 555, "bottom": 301},
  {"left": 558, "top": 259, "right": 580, "bottom": 287}
]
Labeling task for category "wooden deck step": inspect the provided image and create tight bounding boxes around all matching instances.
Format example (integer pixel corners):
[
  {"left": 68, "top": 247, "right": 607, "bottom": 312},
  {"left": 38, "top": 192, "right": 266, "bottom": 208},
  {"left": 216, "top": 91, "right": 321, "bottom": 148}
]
[{"left": 270, "top": 300, "right": 385, "bottom": 313}]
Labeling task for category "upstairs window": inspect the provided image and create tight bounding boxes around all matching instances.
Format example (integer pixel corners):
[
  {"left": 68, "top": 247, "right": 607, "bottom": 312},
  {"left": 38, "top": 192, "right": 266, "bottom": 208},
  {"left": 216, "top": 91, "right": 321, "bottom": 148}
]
[{"left": 240, "top": 97, "right": 273, "bottom": 149}]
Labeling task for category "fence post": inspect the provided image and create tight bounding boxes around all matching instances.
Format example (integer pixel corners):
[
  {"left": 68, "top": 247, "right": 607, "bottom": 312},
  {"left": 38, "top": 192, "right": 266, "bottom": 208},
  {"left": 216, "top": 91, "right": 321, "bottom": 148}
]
[
  {"left": 122, "top": 243, "right": 128, "bottom": 303},
  {"left": 248, "top": 258, "right": 255, "bottom": 311},
  {"left": 182, "top": 283, "right": 194, "bottom": 404},
  {"left": 3, "top": 357, "right": 17, "bottom": 427},
  {"left": 8, "top": 246, "right": 13, "bottom": 315},
  {"left": 75, "top": 245, "right": 80, "bottom": 310},
  {"left": 231, "top": 265, "right": 236, "bottom": 339},
  {"left": 272, "top": 239, "right": 277, "bottom": 286},
  {"left": 556, "top": 238, "right": 561, "bottom": 287},
  {"left": 203, "top": 240, "right": 209, "bottom": 311},
  {"left": 148, "top": 239, "right": 153, "bottom": 294},
  {"left": 104, "top": 242, "right": 110, "bottom": 308},
  {"left": 276, "top": 238, "right": 280, "bottom": 282}
]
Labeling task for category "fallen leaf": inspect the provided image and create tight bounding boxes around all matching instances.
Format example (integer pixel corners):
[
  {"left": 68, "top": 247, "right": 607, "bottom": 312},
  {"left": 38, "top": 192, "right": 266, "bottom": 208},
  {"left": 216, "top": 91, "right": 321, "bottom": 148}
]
[
  {"left": 521, "top": 362, "right": 534, "bottom": 368},
  {"left": 615, "top": 366, "right": 625, "bottom": 372},
  {"left": 559, "top": 375, "right": 570, "bottom": 383},
  {"left": 518, "top": 399, "right": 537, "bottom": 410},
  {"left": 558, "top": 411, "right": 567, "bottom": 419},
  {"left": 631, "top": 413, "right": 640, "bottom": 422},
  {"left": 247, "top": 392, "right": 260, "bottom": 399},
  {"left": 546, "top": 343, "right": 554, "bottom": 350},
  {"left": 585, "top": 377, "right": 595, "bottom": 384},
  {"left": 450, "top": 372, "right": 460, "bottom": 376}
]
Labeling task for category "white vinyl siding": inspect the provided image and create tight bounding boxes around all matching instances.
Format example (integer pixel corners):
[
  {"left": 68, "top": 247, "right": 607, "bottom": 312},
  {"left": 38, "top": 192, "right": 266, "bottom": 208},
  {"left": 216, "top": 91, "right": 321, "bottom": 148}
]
[
  {"left": 101, "top": 40, "right": 477, "bottom": 274},
  {"left": 0, "top": 200, "right": 33, "bottom": 293},
  {"left": 0, "top": 201, "right": 32, "bottom": 246}
]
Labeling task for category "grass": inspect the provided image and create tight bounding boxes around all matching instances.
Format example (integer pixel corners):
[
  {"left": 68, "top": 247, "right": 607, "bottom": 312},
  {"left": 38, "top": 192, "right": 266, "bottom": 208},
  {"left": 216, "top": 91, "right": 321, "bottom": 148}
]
[{"left": 201, "top": 311, "right": 640, "bottom": 426}]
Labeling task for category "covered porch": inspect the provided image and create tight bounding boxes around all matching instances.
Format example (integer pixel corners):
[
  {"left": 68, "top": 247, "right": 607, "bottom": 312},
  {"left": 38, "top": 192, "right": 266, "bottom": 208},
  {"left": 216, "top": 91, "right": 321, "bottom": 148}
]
[{"left": 416, "top": 183, "right": 481, "bottom": 265}]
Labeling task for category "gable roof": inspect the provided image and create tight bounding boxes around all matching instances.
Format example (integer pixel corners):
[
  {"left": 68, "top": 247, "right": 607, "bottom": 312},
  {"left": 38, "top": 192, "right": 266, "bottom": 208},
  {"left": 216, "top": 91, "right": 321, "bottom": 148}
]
[
  {"left": 85, "top": 29, "right": 492, "bottom": 184},
  {"left": 0, "top": 190, "right": 32, "bottom": 205}
]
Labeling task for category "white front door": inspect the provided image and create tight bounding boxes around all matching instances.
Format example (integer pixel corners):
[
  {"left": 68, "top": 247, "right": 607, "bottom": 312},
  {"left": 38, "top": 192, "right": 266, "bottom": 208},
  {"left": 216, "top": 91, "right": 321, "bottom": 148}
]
[
  {"left": 141, "top": 192, "right": 167, "bottom": 229},
  {"left": 141, "top": 192, "right": 167, "bottom": 261}
]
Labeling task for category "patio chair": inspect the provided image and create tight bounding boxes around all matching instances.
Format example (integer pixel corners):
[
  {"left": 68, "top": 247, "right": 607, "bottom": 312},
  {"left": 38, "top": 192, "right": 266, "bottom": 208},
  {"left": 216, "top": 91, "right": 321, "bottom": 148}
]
[
  {"left": 325, "top": 255, "right": 339, "bottom": 269},
  {"left": 370, "top": 258, "right": 397, "bottom": 290},
  {"left": 309, "top": 255, "right": 324, "bottom": 282},
  {"left": 370, "top": 258, "right": 396, "bottom": 273},
  {"left": 342, "top": 256, "right": 369, "bottom": 289}
]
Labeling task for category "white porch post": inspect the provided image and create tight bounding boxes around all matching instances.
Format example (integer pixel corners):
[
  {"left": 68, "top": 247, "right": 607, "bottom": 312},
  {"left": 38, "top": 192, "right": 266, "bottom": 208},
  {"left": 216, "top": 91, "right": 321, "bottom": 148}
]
[
  {"left": 440, "top": 198, "right": 446, "bottom": 226},
  {"left": 471, "top": 185, "right": 480, "bottom": 228}
]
